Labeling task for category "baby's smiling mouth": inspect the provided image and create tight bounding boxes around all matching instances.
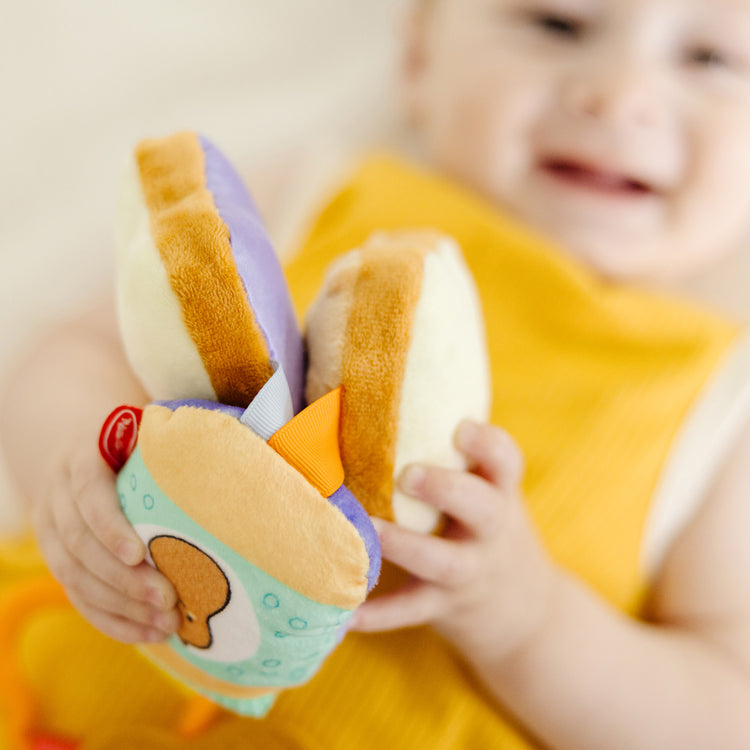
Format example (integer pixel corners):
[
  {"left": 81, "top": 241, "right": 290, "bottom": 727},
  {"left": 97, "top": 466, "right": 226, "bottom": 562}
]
[{"left": 540, "top": 158, "right": 655, "bottom": 198}]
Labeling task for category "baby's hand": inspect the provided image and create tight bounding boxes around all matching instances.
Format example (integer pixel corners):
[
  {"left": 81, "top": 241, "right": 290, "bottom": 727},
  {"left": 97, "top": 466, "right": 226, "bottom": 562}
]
[
  {"left": 351, "top": 421, "right": 561, "bottom": 669},
  {"left": 31, "top": 436, "right": 180, "bottom": 643}
]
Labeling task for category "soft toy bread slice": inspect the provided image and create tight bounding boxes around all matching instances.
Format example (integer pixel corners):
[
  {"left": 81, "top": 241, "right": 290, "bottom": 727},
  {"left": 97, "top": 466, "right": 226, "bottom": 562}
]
[
  {"left": 305, "top": 231, "right": 491, "bottom": 533},
  {"left": 115, "top": 131, "right": 304, "bottom": 411},
  {"left": 108, "top": 132, "right": 380, "bottom": 716},
  {"left": 106, "top": 390, "right": 379, "bottom": 716}
]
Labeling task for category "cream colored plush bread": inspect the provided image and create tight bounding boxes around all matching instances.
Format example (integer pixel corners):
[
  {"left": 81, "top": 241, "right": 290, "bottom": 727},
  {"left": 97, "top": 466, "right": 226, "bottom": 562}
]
[
  {"left": 115, "top": 150, "right": 217, "bottom": 401},
  {"left": 305, "top": 231, "right": 491, "bottom": 533},
  {"left": 114, "top": 132, "right": 304, "bottom": 410}
]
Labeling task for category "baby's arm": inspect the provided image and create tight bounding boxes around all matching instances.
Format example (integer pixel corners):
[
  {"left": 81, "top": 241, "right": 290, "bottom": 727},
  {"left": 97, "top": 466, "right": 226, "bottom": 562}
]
[
  {"left": 353, "top": 422, "right": 750, "bottom": 749},
  {"left": 0, "top": 297, "right": 180, "bottom": 643}
]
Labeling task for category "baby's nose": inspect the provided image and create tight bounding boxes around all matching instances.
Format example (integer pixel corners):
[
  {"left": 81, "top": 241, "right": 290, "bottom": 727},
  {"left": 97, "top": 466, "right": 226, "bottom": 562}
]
[{"left": 561, "top": 62, "right": 661, "bottom": 129}]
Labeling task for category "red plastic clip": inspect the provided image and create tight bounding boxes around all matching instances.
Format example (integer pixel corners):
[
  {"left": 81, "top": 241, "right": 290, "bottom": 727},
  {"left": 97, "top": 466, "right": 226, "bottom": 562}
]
[{"left": 99, "top": 405, "right": 143, "bottom": 473}]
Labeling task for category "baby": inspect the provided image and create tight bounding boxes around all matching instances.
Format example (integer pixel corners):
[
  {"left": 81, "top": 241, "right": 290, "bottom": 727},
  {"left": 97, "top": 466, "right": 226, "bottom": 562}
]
[{"left": 2, "top": 0, "right": 750, "bottom": 748}]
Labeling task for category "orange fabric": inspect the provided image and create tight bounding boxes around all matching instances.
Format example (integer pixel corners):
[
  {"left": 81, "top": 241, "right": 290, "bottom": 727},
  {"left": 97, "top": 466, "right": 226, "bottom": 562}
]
[
  {"left": 135, "top": 132, "right": 274, "bottom": 408},
  {"left": 138, "top": 404, "right": 370, "bottom": 608},
  {"left": 0, "top": 577, "right": 69, "bottom": 750},
  {"left": 0, "top": 549, "right": 223, "bottom": 748},
  {"left": 174, "top": 696, "right": 222, "bottom": 739},
  {"left": 268, "top": 386, "right": 345, "bottom": 498}
]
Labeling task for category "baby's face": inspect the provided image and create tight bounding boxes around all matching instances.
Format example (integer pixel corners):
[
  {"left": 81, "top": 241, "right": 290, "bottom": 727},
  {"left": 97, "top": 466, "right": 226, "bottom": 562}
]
[{"left": 405, "top": 0, "right": 750, "bottom": 281}]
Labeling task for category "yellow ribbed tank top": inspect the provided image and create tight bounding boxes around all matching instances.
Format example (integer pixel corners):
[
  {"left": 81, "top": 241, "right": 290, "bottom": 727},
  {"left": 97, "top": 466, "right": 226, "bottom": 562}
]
[{"left": 0, "top": 154, "right": 741, "bottom": 749}]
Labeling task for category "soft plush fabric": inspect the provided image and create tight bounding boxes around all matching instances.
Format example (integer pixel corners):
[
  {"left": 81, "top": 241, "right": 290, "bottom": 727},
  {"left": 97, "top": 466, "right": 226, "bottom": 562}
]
[
  {"left": 0, "top": 151, "right": 742, "bottom": 749},
  {"left": 287, "top": 154, "right": 742, "bottom": 615},
  {"left": 117, "top": 131, "right": 304, "bottom": 410},
  {"left": 105, "top": 132, "right": 382, "bottom": 717},
  {"left": 135, "top": 402, "right": 371, "bottom": 608},
  {"left": 305, "top": 231, "right": 490, "bottom": 532},
  {"left": 110, "top": 377, "right": 378, "bottom": 717}
]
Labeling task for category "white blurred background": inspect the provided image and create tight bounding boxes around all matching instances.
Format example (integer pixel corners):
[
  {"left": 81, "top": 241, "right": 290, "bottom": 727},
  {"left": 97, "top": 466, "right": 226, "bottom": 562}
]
[
  {"left": 0, "top": 0, "right": 404, "bottom": 532},
  {"left": 3, "top": 0, "right": 750, "bottom": 534}
]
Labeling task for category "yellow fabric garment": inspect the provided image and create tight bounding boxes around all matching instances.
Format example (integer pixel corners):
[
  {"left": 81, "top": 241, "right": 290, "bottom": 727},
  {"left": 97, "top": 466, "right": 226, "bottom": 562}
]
[
  {"left": 0, "top": 153, "right": 741, "bottom": 749},
  {"left": 284, "top": 154, "right": 741, "bottom": 614}
]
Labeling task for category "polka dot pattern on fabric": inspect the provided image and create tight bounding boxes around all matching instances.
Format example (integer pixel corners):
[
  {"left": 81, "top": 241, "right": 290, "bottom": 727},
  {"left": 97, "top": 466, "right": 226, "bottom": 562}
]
[
  {"left": 262, "top": 593, "right": 280, "bottom": 609},
  {"left": 117, "top": 444, "right": 359, "bottom": 695}
]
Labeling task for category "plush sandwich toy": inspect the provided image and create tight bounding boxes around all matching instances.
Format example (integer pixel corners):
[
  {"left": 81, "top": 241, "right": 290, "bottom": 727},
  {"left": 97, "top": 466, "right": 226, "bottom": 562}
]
[
  {"left": 98, "top": 131, "right": 490, "bottom": 717},
  {"left": 305, "top": 230, "right": 491, "bottom": 534}
]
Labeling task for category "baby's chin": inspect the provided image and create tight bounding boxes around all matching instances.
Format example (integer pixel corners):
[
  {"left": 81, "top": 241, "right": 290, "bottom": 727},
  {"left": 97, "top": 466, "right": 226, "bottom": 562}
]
[
  {"left": 428, "top": 155, "right": 734, "bottom": 285},
  {"left": 497, "top": 207, "right": 670, "bottom": 284},
  {"left": 537, "top": 225, "right": 731, "bottom": 287},
  {"left": 486, "top": 193, "right": 683, "bottom": 284}
]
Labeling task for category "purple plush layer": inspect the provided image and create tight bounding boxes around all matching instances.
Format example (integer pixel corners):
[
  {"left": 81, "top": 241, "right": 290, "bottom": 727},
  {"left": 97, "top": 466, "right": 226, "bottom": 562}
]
[
  {"left": 327, "top": 484, "right": 381, "bottom": 593},
  {"left": 155, "top": 398, "right": 245, "bottom": 418},
  {"left": 198, "top": 135, "right": 305, "bottom": 413},
  {"left": 155, "top": 399, "right": 382, "bottom": 592}
]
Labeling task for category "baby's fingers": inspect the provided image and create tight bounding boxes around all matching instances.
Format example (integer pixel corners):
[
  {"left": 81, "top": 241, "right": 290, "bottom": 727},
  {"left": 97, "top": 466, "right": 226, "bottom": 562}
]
[
  {"left": 71, "top": 452, "right": 145, "bottom": 566},
  {"left": 398, "top": 463, "right": 505, "bottom": 538},
  {"left": 71, "top": 568, "right": 180, "bottom": 636},
  {"left": 51, "top": 481, "right": 176, "bottom": 610},
  {"left": 67, "top": 588, "right": 175, "bottom": 645},
  {"left": 373, "top": 518, "right": 477, "bottom": 587},
  {"left": 61, "top": 551, "right": 179, "bottom": 637},
  {"left": 350, "top": 579, "right": 443, "bottom": 633},
  {"left": 40, "top": 516, "right": 179, "bottom": 642}
]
